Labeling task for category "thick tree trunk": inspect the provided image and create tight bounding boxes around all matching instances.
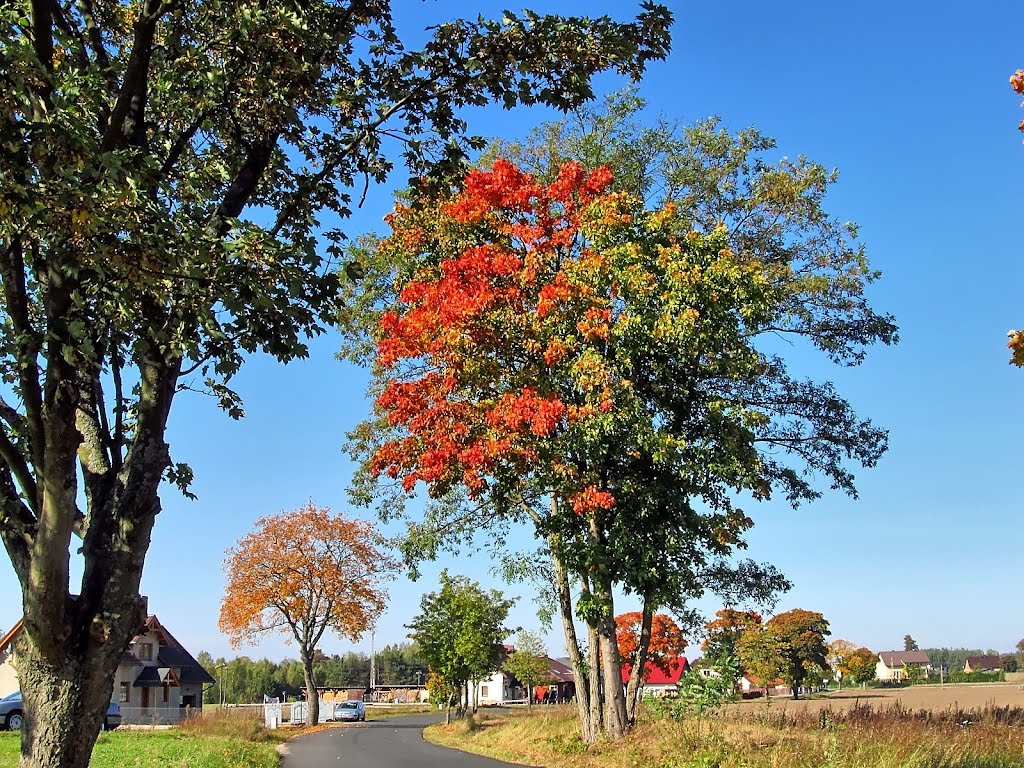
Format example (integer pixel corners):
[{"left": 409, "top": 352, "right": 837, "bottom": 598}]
[
  {"left": 548, "top": 537, "right": 594, "bottom": 743},
  {"left": 301, "top": 654, "right": 319, "bottom": 725},
  {"left": 14, "top": 589, "right": 148, "bottom": 768},
  {"left": 596, "top": 614, "right": 628, "bottom": 739},
  {"left": 624, "top": 599, "right": 654, "bottom": 723}
]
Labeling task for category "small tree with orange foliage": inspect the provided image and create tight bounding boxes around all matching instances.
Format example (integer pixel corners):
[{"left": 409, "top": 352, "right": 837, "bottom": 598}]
[
  {"left": 219, "top": 501, "right": 396, "bottom": 724},
  {"left": 616, "top": 611, "right": 686, "bottom": 720}
]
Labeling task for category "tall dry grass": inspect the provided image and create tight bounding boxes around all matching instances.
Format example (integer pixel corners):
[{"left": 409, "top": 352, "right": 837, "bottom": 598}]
[
  {"left": 424, "top": 702, "right": 1024, "bottom": 768},
  {"left": 178, "top": 706, "right": 282, "bottom": 743}
]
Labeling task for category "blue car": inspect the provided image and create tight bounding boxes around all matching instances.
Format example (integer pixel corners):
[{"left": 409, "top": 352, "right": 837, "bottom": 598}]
[
  {"left": 332, "top": 700, "right": 365, "bottom": 722},
  {"left": 0, "top": 692, "right": 121, "bottom": 731}
]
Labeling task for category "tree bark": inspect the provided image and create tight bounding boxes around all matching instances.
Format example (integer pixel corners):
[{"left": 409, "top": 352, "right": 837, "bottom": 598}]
[
  {"left": 14, "top": 593, "right": 147, "bottom": 768},
  {"left": 547, "top": 535, "right": 594, "bottom": 743},
  {"left": 592, "top": 576, "right": 627, "bottom": 739},
  {"left": 624, "top": 598, "right": 654, "bottom": 723},
  {"left": 300, "top": 651, "right": 319, "bottom": 726},
  {"left": 586, "top": 620, "right": 603, "bottom": 737}
]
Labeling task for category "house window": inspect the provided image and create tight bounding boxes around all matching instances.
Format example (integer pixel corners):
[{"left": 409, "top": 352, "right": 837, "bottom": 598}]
[
  {"left": 138, "top": 642, "right": 153, "bottom": 661},
  {"left": 119, "top": 682, "right": 130, "bottom": 703},
  {"left": 163, "top": 685, "right": 170, "bottom": 704},
  {"left": 480, "top": 685, "right": 488, "bottom": 698}
]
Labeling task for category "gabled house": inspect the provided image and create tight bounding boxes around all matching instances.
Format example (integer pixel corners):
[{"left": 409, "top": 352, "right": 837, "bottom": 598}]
[
  {"left": 620, "top": 657, "right": 689, "bottom": 697},
  {"left": 876, "top": 650, "right": 931, "bottom": 682},
  {"left": 964, "top": 655, "right": 1001, "bottom": 674},
  {"left": 0, "top": 614, "right": 214, "bottom": 724},
  {"left": 473, "top": 654, "right": 576, "bottom": 705}
]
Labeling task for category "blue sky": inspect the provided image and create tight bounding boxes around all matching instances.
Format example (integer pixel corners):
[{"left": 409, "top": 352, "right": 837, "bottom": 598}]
[{"left": 2, "top": 0, "right": 1023, "bottom": 663}]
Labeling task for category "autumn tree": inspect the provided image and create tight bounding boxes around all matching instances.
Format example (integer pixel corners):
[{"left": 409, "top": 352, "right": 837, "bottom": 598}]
[
  {"left": 502, "top": 631, "right": 551, "bottom": 709},
  {"left": 762, "top": 609, "right": 830, "bottom": 699},
  {"left": 616, "top": 611, "right": 685, "bottom": 720},
  {"left": 0, "top": 1, "right": 670, "bottom": 764},
  {"left": 703, "top": 610, "right": 763, "bottom": 664},
  {"left": 842, "top": 647, "right": 878, "bottom": 685},
  {"left": 346, "top": 91, "right": 890, "bottom": 741},
  {"left": 219, "top": 502, "right": 395, "bottom": 725},
  {"left": 354, "top": 145, "right": 894, "bottom": 739},
  {"left": 407, "top": 571, "right": 514, "bottom": 724}
]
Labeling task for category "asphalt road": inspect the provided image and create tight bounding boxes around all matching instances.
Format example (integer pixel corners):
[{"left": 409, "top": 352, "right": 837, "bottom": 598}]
[{"left": 282, "top": 713, "right": 526, "bottom": 768}]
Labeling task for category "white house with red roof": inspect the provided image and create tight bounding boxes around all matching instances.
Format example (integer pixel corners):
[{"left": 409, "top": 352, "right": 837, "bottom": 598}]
[{"left": 620, "top": 657, "right": 689, "bottom": 696}]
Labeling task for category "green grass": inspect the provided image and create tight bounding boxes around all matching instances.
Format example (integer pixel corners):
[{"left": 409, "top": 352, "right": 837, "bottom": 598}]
[{"left": 0, "top": 730, "right": 279, "bottom": 768}]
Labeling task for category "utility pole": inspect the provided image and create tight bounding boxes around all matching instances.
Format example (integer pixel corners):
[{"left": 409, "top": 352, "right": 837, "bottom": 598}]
[{"left": 369, "top": 630, "right": 376, "bottom": 693}]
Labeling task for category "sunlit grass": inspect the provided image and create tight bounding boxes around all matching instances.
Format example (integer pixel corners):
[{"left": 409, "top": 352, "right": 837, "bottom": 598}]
[{"left": 424, "top": 701, "right": 1024, "bottom": 768}]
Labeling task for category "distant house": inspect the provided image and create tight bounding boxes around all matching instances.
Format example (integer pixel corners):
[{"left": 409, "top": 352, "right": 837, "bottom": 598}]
[
  {"left": 473, "top": 655, "right": 575, "bottom": 705},
  {"left": 876, "top": 650, "right": 931, "bottom": 682},
  {"left": 0, "top": 614, "right": 214, "bottom": 724},
  {"left": 620, "top": 658, "right": 689, "bottom": 696},
  {"left": 964, "top": 655, "right": 1001, "bottom": 674}
]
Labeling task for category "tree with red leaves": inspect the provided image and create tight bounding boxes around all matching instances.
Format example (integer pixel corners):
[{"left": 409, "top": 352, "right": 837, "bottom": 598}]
[
  {"left": 616, "top": 611, "right": 686, "bottom": 719},
  {"left": 352, "top": 143, "right": 893, "bottom": 739}
]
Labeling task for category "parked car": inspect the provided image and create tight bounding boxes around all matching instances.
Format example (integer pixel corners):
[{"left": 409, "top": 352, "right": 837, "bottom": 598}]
[
  {"left": 0, "top": 692, "right": 121, "bottom": 731},
  {"left": 332, "top": 700, "right": 365, "bottom": 722}
]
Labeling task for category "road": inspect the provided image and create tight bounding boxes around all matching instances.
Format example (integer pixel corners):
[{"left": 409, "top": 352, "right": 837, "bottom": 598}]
[{"left": 282, "top": 713, "right": 524, "bottom": 768}]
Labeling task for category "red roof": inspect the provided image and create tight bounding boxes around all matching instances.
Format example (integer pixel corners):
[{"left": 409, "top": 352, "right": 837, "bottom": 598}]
[{"left": 621, "top": 657, "right": 689, "bottom": 685}]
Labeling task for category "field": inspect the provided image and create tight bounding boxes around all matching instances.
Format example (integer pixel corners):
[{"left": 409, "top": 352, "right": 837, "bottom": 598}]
[
  {"left": 733, "top": 683, "right": 1024, "bottom": 716},
  {"left": 425, "top": 688, "right": 1024, "bottom": 768}
]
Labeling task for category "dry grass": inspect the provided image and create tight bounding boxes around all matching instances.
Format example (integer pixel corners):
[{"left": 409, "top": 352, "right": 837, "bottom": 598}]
[
  {"left": 179, "top": 707, "right": 287, "bottom": 744},
  {"left": 424, "top": 700, "right": 1024, "bottom": 768}
]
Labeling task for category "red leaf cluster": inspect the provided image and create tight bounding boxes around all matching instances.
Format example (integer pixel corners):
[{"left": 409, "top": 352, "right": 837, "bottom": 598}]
[{"left": 370, "top": 160, "right": 620, "bottom": 510}]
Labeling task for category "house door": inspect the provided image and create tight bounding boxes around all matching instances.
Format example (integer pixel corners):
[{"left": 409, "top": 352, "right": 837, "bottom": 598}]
[{"left": 141, "top": 687, "right": 151, "bottom": 708}]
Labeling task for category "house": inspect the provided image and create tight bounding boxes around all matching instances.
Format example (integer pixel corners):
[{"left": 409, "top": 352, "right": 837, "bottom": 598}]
[
  {"left": 964, "top": 655, "right": 1001, "bottom": 674},
  {"left": 876, "top": 650, "right": 931, "bottom": 682},
  {"left": 473, "top": 655, "right": 575, "bottom": 705},
  {"left": 620, "top": 657, "right": 689, "bottom": 696},
  {"left": 0, "top": 614, "right": 214, "bottom": 724}
]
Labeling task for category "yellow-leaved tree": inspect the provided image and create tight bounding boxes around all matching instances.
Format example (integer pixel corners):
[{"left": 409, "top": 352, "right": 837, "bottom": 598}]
[{"left": 219, "top": 502, "right": 396, "bottom": 724}]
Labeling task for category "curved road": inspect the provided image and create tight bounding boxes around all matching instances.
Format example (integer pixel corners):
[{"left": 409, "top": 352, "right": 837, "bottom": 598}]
[{"left": 282, "top": 713, "right": 525, "bottom": 768}]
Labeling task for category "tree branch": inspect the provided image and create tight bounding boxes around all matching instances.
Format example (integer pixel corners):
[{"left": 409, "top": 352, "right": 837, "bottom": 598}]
[{"left": 0, "top": 237, "right": 45, "bottom": 476}]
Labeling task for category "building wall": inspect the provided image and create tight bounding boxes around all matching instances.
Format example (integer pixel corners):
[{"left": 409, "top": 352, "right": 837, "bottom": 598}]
[{"left": 0, "top": 648, "right": 18, "bottom": 696}]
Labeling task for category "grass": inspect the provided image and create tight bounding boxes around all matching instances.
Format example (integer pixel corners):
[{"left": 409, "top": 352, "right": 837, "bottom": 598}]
[
  {"left": 424, "top": 701, "right": 1024, "bottom": 768},
  {"left": 0, "top": 709, "right": 284, "bottom": 768}
]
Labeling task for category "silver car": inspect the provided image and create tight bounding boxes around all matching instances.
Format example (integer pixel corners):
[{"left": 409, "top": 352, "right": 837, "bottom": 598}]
[
  {"left": 0, "top": 692, "right": 121, "bottom": 731},
  {"left": 332, "top": 700, "right": 365, "bottom": 722}
]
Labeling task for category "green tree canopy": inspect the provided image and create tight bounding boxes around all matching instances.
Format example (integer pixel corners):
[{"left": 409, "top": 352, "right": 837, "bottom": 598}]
[
  {"left": 406, "top": 571, "right": 514, "bottom": 722},
  {"left": 502, "top": 630, "right": 551, "bottom": 708}
]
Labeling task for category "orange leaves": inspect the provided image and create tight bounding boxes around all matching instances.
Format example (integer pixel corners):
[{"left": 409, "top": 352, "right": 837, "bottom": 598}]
[
  {"left": 1008, "top": 329, "right": 1024, "bottom": 366},
  {"left": 487, "top": 388, "right": 567, "bottom": 437},
  {"left": 370, "top": 158, "right": 627, "bottom": 513},
  {"left": 1013, "top": 70, "right": 1024, "bottom": 133},
  {"left": 218, "top": 501, "right": 396, "bottom": 651},
  {"left": 569, "top": 486, "right": 616, "bottom": 514},
  {"left": 615, "top": 611, "right": 687, "bottom": 679}
]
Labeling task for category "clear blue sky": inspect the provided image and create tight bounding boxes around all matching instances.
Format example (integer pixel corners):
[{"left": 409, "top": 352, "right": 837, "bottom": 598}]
[{"left": 2, "top": 0, "right": 1022, "bottom": 662}]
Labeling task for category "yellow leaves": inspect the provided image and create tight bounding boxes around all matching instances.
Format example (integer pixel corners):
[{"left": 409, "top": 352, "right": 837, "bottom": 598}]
[{"left": 1008, "top": 329, "right": 1024, "bottom": 366}]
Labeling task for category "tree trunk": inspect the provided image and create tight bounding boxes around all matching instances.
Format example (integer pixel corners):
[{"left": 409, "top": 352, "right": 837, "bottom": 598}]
[
  {"left": 585, "top": 511, "right": 627, "bottom": 740},
  {"left": 13, "top": 586, "right": 148, "bottom": 768},
  {"left": 445, "top": 692, "right": 454, "bottom": 725},
  {"left": 624, "top": 598, "right": 654, "bottom": 723},
  {"left": 586, "top": 621, "right": 603, "bottom": 736},
  {"left": 548, "top": 537, "right": 594, "bottom": 743},
  {"left": 596, "top": 614, "right": 628, "bottom": 739},
  {"left": 300, "top": 653, "right": 319, "bottom": 725}
]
